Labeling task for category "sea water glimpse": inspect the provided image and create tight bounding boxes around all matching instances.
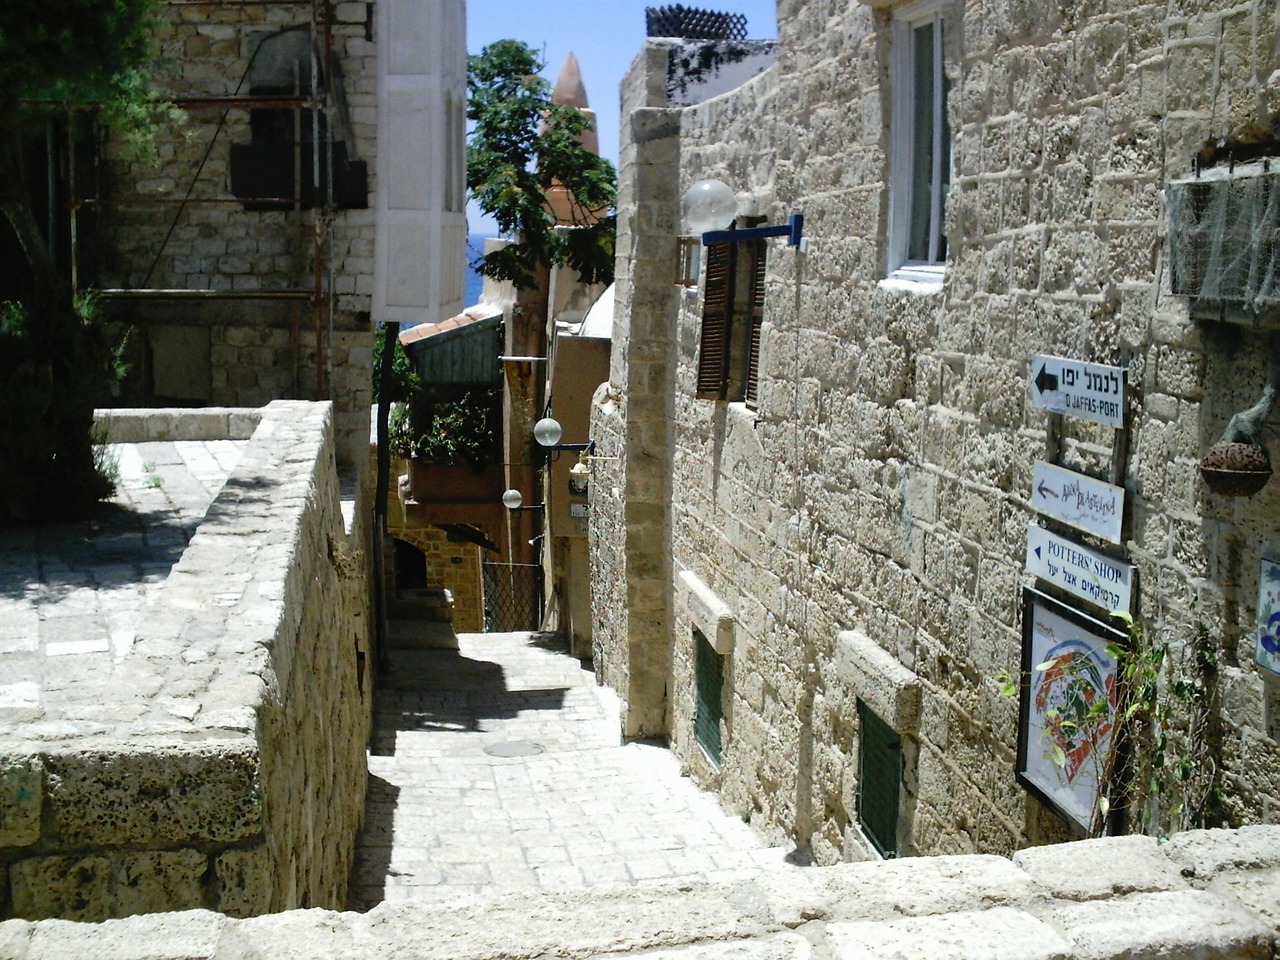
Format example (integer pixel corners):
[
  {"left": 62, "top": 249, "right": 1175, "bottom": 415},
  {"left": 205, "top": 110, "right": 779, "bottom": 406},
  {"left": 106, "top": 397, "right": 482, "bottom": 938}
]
[{"left": 465, "top": 233, "right": 493, "bottom": 306}]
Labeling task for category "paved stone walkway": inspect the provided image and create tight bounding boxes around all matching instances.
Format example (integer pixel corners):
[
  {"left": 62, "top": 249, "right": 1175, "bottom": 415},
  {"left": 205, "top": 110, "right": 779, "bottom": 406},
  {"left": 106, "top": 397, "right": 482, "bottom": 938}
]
[
  {"left": 0, "top": 439, "right": 243, "bottom": 735},
  {"left": 347, "top": 632, "right": 787, "bottom": 908}
]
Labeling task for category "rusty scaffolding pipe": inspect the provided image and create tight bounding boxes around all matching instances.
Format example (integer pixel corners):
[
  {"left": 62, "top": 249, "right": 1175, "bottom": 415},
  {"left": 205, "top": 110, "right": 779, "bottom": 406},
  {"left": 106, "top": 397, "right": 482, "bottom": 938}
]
[{"left": 56, "top": 0, "right": 340, "bottom": 408}]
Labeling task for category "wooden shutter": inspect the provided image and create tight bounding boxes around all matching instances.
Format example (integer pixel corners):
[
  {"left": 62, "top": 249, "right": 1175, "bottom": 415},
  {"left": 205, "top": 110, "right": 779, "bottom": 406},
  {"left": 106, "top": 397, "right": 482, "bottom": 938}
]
[
  {"left": 696, "top": 242, "right": 734, "bottom": 400},
  {"left": 694, "top": 629, "right": 724, "bottom": 765},
  {"left": 857, "top": 699, "right": 902, "bottom": 856},
  {"left": 744, "top": 240, "right": 767, "bottom": 409}
]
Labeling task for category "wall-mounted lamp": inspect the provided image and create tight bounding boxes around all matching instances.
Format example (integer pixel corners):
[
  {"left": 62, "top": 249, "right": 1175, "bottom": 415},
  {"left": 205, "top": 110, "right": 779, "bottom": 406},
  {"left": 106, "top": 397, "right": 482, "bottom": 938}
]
[
  {"left": 501, "top": 488, "right": 545, "bottom": 511},
  {"left": 681, "top": 178, "right": 805, "bottom": 249},
  {"left": 534, "top": 416, "right": 595, "bottom": 456}
]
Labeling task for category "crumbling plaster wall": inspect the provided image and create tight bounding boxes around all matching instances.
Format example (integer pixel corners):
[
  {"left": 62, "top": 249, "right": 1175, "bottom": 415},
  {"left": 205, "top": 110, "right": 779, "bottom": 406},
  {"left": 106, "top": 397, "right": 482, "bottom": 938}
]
[
  {"left": 0, "top": 402, "right": 372, "bottom": 920},
  {"left": 596, "top": 0, "right": 1280, "bottom": 864}
]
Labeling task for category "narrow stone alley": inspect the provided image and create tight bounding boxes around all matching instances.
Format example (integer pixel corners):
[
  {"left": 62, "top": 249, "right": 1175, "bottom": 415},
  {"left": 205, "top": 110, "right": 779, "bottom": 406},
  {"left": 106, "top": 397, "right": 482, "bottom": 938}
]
[{"left": 347, "top": 631, "right": 788, "bottom": 908}]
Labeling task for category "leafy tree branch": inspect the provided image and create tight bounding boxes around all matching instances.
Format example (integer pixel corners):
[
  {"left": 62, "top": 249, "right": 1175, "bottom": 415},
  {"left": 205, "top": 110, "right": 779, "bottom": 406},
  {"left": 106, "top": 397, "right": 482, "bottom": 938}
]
[{"left": 466, "top": 39, "right": 616, "bottom": 289}]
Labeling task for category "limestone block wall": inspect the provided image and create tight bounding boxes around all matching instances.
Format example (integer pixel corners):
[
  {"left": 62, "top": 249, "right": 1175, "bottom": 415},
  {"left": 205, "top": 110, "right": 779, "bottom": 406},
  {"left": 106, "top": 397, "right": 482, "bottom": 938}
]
[
  {"left": 588, "top": 42, "right": 692, "bottom": 738},
  {"left": 391, "top": 526, "right": 485, "bottom": 634},
  {"left": 97, "top": 1, "right": 380, "bottom": 466},
  {"left": 595, "top": 0, "right": 1280, "bottom": 864},
  {"left": 2, "top": 827, "right": 1280, "bottom": 958},
  {"left": 0, "top": 402, "right": 372, "bottom": 920}
]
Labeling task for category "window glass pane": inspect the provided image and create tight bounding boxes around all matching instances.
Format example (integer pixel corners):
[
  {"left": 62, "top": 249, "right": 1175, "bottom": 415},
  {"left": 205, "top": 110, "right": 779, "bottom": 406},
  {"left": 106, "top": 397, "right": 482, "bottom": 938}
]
[
  {"left": 858, "top": 700, "right": 902, "bottom": 856},
  {"left": 695, "top": 629, "right": 724, "bottom": 765},
  {"left": 907, "top": 20, "right": 935, "bottom": 263}
]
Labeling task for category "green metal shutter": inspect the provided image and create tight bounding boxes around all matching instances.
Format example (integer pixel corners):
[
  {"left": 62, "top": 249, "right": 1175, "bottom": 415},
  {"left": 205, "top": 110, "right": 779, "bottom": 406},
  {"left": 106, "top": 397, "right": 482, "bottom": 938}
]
[
  {"left": 696, "top": 242, "right": 734, "bottom": 400},
  {"left": 694, "top": 629, "right": 724, "bottom": 765},
  {"left": 857, "top": 700, "right": 901, "bottom": 857}
]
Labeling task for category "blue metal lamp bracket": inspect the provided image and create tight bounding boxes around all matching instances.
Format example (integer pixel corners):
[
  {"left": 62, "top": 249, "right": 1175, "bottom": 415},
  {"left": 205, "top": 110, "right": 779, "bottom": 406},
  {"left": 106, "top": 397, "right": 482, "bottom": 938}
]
[{"left": 700, "top": 212, "right": 804, "bottom": 247}]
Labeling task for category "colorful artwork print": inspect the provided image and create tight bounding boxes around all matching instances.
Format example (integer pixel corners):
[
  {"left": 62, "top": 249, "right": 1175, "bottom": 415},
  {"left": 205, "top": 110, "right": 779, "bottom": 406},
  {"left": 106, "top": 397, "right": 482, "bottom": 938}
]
[
  {"left": 1017, "top": 593, "right": 1121, "bottom": 833},
  {"left": 1033, "top": 638, "right": 1117, "bottom": 783},
  {"left": 1258, "top": 557, "right": 1280, "bottom": 676}
]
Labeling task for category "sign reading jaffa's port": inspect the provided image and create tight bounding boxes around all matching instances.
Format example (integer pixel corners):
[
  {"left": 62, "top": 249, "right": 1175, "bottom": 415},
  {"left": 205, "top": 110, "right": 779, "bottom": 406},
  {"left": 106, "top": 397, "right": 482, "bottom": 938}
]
[{"left": 1030, "top": 355, "right": 1127, "bottom": 429}]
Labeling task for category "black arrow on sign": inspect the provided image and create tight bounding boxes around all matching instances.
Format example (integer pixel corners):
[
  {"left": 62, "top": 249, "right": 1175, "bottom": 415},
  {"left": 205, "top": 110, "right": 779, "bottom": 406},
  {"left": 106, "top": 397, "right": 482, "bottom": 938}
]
[{"left": 1034, "top": 364, "right": 1058, "bottom": 395}]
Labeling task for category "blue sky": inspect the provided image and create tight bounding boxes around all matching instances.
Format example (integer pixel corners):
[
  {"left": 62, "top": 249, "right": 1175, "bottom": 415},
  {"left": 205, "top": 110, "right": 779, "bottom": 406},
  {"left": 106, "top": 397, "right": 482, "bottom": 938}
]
[{"left": 465, "top": 0, "right": 779, "bottom": 234}]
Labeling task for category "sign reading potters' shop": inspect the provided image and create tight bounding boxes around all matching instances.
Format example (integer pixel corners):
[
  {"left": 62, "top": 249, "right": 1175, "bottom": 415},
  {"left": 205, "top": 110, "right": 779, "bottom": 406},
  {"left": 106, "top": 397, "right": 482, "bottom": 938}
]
[
  {"left": 1025, "top": 524, "right": 1134, "bottom": 613},
  {"left": 1030, "top": 355, "right": 1127, "bottom": 428},
  {"left": 1031, "top": 461, "right": 1125, "bottom": 544}
]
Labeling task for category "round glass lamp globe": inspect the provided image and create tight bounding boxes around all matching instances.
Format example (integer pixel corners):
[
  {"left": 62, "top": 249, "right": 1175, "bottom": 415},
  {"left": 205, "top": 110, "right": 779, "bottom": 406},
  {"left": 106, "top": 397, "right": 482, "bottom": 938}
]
[
  {"left": 501, "top": 489, "right": 523, "bottom": 510},
  {"left": 681, "top": 178, "right": 737, "bottom": 234},
  {"left": 533, "top": 417, "right": 563, "bottom": 447}
]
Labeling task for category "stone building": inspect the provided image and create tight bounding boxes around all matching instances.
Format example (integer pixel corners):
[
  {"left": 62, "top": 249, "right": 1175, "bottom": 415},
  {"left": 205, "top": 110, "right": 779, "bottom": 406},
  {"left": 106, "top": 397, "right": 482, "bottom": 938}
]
[
  {"left": 592, "top": 0, "right": 1280, "bottom": 864},
  {"left": 77, "top": 0, "right": 467, "bottom": 469}
]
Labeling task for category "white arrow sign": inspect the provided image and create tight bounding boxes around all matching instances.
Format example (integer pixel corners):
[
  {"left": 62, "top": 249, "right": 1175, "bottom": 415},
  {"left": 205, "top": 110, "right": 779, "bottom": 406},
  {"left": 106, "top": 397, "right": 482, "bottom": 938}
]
[
  {"left": 1030, "top": 354, "right": 1127, "bottom": 428},
  {"left": 1031, "top": 461, "right": 1126, "bottom": 544},
  {"left": 1026, "top": 525, "right": 1134, "bottom": 613}
]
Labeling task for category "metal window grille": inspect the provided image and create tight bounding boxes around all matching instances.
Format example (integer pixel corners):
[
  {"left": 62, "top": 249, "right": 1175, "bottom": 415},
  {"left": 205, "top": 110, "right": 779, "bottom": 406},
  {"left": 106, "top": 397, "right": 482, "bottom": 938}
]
[
  {"left": 857, "top": 700, "right": 902, "bottom": 857},
  {"left": 1168, "top": 164, "right": 1280, "bottom": 314},
  {"left": 481, "top": 562, "right": 542, "bottom": 632},
  {"left": 645, "top": 5, "right": 748, "bottom": 40},
  {"left": 694, "top": 629, "right": 724, "bottom": 765}
]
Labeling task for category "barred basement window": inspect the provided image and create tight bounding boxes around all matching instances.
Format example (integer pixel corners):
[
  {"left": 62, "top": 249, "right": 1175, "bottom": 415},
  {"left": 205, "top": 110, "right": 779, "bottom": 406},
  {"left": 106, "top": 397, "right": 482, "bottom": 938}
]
[
  {"left": 694, "top": 628, "right": 725, "bottom": 766},
  {"left": 857, "top": 699, "right": 902, "bottom": 857},
  {"left": 695, "top": 238, "right": 767, "bottom": 407}
]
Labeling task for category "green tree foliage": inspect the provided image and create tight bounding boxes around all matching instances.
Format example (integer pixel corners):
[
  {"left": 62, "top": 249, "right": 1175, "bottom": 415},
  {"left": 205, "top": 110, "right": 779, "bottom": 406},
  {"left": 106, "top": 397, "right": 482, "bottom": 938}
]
[
  {"left": 372, "top": 325, "right": 421, "bottom": 404},
  {"left": 0, "top": 0, "right": 168, "bottom": 524},
  {"left": 467, "top": 39, "right": 616, "bottom": 289}
]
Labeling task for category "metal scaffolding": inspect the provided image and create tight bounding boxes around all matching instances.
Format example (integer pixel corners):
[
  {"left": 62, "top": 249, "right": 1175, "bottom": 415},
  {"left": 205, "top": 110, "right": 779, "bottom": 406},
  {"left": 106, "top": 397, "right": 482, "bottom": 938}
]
[{"left": 57, "top": 0, "right": 342, "bottom": 401}]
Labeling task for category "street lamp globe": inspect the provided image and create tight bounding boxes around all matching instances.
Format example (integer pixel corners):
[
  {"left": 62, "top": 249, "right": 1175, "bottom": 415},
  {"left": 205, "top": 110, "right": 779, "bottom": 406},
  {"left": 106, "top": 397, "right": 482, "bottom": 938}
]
[
  {"left": 533, "top": 417, "right": 563, "bottom": 447},
  {"left": 681, "top": 178, "right": 737, "bottom": 235},
  {"left": 501, "top": 488, "right": 524, "bottom": 510}
]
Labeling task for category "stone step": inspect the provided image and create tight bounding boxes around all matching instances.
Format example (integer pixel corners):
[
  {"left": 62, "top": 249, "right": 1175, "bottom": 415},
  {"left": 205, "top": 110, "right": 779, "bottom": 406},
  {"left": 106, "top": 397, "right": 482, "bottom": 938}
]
[{"left": 384, "top": 617, "right": 459, "bottom": 650}]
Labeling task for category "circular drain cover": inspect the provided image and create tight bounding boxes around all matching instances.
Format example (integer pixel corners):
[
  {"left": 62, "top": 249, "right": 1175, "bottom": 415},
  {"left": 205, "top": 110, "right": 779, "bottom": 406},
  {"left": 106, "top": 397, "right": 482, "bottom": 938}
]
[{"left": 484, "top": 741, "right": 545, "bottom": 758}]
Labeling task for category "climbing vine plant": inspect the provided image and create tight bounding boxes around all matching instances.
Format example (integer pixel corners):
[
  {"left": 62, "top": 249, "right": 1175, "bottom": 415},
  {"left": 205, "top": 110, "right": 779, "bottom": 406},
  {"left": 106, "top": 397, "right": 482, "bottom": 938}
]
[
  {"left": 1105, "top": 613, "right": 1222, "bottom": 836},
  {"left": 1005, "top": 609, "right": 1221, "bottom": 838}
]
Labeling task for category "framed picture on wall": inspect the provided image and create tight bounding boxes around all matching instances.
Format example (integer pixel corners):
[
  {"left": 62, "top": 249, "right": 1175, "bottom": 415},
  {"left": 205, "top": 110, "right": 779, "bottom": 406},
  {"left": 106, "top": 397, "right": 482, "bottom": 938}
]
[{"left": 1016, "top": 588, "right": 1127, "bottom": 835}]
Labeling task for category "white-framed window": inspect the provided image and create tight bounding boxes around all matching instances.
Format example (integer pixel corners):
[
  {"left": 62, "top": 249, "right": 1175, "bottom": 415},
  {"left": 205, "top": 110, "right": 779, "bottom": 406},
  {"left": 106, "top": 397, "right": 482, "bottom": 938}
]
[{"left": 886, "top": 0, "right": 952, "bottom": 284}]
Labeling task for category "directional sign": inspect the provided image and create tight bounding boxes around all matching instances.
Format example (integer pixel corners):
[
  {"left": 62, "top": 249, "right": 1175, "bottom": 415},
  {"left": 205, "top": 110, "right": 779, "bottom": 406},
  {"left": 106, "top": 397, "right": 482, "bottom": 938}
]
[
  {"left": 1031, "top": 460, "right": 1125, "bottom": 544},
  {"left": 1030, "top": 354, "right": 1127, "bottom": 428},
  {"left": 1026, "top": 524, "right": 1134, "bottom": 613}
]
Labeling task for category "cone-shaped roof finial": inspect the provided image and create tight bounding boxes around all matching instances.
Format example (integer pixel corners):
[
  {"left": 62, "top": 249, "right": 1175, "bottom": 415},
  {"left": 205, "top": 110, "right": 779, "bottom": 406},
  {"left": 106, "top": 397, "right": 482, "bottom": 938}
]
[{"left": 551, "top": 51, "right": 589, "bottom": 109}]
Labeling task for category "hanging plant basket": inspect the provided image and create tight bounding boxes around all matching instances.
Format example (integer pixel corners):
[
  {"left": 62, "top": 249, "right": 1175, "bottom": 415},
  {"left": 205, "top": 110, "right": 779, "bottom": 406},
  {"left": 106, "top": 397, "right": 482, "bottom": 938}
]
[{"left": 1200, "top": 441, "right": 1273, "bottom": 496}]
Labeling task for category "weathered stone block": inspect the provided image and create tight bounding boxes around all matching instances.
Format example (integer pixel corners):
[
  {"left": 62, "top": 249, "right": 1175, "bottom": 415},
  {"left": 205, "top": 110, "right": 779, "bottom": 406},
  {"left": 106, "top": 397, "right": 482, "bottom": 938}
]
[
  {"left": 752, "top": 854, "right": 1035, "bottom": 925},
  {"left": 827, "top": 906, "right": 1072, "bottom": 960},
  {"left": 215, "top": 848, "right": 273, "bottom": 918},
  {"left": 1163, "top": 825, "right": 1280, "bottom": 881},
  {"left": 678, "top": 570, "right": 737, "bottom": 654},
  {"left": 0, "top": 756, "right": 43, "bottom": 846},
  {"left": 833, "top": 630, "right": 921, "bottom": 735},
  {"left": 10, "top": 854, "right": 114, "bottom": 922},
  {"left": 42, "top": 742, "right": 262, "bottom": 848},
  {"left": 1012, "top": 834, "right": 1189, "bottom": 901},
  {"left": 26, "top": 909, "right": 224, "bottom": 960},
  {"left": 0, "top": 918, "right": 30, "bottom": 959},
  {"left": 113, "top": 849, "right": 209, "bottom": 917},
  {"left": 1051, "top": 889, "right": 1272, "bottom": 960}
]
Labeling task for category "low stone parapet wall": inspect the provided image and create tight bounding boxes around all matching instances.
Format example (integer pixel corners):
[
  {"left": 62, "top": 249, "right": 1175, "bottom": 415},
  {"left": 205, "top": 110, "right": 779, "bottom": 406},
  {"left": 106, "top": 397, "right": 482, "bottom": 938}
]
[
  {"left": 1, "top": 827, "right": 1278, "bottom": 958},
  {"left": 0, "top": 401, "right": 372, "bottom": 921}
]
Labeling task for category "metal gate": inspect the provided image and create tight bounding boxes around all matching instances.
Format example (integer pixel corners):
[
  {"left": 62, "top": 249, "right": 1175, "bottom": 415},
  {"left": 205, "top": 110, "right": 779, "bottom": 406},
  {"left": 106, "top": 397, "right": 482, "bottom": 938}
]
[{"left": 481, "top": 562, "right": 542, "bottom": 632}]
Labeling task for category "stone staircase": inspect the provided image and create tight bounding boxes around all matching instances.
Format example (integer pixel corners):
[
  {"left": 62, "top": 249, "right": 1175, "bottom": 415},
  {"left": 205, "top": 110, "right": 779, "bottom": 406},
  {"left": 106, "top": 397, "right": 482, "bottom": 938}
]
[{"left": 385, "top": 588, "right": 459, "bottom": 649}]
